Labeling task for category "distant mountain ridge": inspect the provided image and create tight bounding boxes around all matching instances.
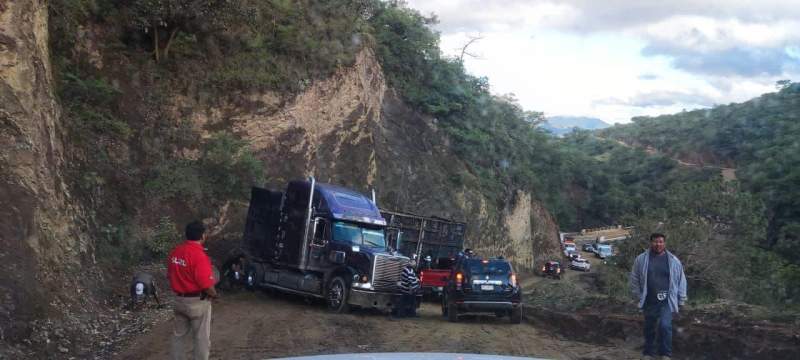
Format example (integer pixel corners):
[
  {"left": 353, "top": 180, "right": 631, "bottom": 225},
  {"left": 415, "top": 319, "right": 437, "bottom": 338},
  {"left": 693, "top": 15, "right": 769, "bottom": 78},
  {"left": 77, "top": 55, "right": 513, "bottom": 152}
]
[{"left": 542, "top": 116, "right": 610, "bottom": 136}]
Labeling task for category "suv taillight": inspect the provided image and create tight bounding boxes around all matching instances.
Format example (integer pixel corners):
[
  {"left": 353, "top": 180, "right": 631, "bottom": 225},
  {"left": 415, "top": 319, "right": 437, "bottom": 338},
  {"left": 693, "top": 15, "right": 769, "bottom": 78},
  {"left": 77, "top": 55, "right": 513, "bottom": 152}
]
[{"left": 455, "top": 272, "right": 463, "bottom": 290}]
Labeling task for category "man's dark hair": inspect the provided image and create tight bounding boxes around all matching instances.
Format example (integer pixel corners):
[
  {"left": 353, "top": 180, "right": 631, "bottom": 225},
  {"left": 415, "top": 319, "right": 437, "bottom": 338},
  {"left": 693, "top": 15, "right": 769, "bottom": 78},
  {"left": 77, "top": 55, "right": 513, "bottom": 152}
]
[
  {"left": 186, "top": 220, "right": 205, "bottom": 241},
  {"left": 650, "top": 233, "right": 666, "bottom": 242}
]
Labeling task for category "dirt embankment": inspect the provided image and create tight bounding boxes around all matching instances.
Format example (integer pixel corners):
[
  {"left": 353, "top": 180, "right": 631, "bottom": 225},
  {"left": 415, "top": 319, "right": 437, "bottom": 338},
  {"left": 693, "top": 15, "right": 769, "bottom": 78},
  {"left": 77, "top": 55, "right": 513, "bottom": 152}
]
[
  {"left": 606, "top": 138, "right": 737, "bottom": 181},
  {"left": 528, "top": 305, "right": 800, "bottom": 360}
]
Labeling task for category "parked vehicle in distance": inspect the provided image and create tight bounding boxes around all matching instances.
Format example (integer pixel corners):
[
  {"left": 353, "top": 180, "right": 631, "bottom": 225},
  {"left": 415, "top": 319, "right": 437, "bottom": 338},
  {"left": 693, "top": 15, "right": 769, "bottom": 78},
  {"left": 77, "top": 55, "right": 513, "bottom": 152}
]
[
  {"left": 569, "top": 257, "right": 591, "bottom": 272},
  {"left": 582, "top": 243, "right": 596, "bottom": 253},
  {"left": 563, "top": 243, "right": 577, "bottom": 258},
  {"left": 595, "top": 244, "right": 613, "bottom": 259},
  {"left": 540, "top": 260, "right": 562, "bottom": 280},
  {"left": 442, "top": 257, "right": 522, "bottom": 324},
  {"left": 603, "top": 255, "right": 619, "bottom": 266}
]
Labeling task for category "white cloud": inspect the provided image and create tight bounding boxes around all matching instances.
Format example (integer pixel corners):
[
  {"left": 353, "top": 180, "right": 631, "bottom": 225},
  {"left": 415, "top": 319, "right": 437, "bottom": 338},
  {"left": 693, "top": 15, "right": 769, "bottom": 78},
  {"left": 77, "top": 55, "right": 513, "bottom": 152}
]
[
  {"left": 595, "top": 90, "right": 718, "bottom": 108},
  {"left": 404, "top": 0, "right": 800, "bottom": 123},
  {"left": 641, "top": 16, "right": 800, "bottom": 51},
  {"left": 408, "top": 0, "right": 579, "bottom": 32},
  {"left": 409, "top": 0, "right": 800, "bottom": 33}
]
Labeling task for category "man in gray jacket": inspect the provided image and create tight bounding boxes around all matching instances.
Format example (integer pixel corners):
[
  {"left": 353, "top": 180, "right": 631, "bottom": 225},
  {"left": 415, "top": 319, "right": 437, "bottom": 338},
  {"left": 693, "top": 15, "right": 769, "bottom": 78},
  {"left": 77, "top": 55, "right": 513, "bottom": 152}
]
[{"left": 630, "top": 233, "right": 687, "bottom": 359}]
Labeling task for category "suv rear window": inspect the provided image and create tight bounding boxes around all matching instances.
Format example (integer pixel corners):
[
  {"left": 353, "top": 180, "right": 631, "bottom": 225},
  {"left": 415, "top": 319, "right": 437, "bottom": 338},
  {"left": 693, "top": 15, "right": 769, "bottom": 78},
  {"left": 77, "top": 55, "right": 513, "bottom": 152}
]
[{"left": 465, "top": 260, "right": 511, "bottom": 276}]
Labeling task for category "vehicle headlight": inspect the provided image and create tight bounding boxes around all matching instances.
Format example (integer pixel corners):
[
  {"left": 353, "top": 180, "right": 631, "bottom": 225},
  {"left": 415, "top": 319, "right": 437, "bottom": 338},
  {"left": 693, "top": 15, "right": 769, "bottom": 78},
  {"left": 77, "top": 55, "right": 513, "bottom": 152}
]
[{"left": 352, "top": 281, "right": 373, "bottom": 290}]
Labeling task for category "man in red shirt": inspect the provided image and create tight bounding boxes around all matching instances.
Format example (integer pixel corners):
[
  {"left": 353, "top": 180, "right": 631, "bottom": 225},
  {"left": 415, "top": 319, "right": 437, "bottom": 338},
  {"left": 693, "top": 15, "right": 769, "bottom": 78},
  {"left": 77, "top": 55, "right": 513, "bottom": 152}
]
[{"left": 167, "top": 221, "right": 218, "bottom": 360}]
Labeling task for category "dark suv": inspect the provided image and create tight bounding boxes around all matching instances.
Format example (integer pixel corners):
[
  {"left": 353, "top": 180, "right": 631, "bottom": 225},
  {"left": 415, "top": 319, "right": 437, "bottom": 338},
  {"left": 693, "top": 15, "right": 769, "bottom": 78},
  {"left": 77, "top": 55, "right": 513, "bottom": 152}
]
[{"left": 441, "top": 257, "right": 522, "bottom": 323}]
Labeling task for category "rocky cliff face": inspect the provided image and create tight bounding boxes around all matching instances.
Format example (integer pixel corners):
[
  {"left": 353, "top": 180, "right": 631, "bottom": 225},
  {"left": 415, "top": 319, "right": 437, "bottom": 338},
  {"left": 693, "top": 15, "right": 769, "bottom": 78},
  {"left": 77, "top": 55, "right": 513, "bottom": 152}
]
[
  {"left": 0, "top": 0, "right": 95, "bottom": 345},
  {"left": 175, "top": 48, "right": 561, "bottom": 269}
]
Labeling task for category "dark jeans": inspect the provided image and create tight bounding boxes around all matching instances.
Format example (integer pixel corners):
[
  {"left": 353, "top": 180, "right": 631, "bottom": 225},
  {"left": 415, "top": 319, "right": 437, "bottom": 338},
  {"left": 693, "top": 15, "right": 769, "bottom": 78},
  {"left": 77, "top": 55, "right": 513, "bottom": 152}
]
[
  {"left": 396, "top": 294, "right": 416, "bottom": 317},
  {"left": 643, "top": 300, "right": 673, "bottom": 356}
]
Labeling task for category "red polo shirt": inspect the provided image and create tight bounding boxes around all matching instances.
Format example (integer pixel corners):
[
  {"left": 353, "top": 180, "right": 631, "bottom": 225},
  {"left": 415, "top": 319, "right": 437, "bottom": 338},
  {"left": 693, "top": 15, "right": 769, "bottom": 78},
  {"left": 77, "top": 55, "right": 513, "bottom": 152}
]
[{"left": 167, "top": 240, "right": 215, "bottom": 294}]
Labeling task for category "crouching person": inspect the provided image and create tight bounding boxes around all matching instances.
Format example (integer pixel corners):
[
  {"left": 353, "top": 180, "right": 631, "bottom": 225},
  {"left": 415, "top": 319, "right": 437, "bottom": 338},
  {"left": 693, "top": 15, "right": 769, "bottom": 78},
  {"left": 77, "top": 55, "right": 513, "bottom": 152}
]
[
  {"left": 220, "top": 254, "right": 248, "bottom": 291},
  {"left": 130, "top": 272, "right": 161, "bottom": 309}
]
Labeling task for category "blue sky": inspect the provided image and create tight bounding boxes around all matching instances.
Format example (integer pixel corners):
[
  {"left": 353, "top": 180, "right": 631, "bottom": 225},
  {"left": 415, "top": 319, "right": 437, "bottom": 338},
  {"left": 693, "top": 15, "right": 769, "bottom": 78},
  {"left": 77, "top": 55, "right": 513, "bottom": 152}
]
[{"left": 405, "top": 0, "right": 800, "bottom": 124}]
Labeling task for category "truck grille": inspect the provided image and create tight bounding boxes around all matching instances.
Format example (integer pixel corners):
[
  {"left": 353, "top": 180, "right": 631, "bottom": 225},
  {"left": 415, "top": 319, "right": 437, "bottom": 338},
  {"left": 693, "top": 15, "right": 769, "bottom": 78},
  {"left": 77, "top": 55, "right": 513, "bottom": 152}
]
[{"left": 372, "top": 254, "right": 406, "bottom": 292}]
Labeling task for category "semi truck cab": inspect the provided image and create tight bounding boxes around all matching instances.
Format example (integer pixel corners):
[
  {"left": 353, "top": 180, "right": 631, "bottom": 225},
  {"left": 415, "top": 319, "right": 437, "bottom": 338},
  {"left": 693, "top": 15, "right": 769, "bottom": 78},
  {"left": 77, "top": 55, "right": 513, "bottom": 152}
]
[{"left": 243, "top": 178, "right": 409, "bottom": 312}]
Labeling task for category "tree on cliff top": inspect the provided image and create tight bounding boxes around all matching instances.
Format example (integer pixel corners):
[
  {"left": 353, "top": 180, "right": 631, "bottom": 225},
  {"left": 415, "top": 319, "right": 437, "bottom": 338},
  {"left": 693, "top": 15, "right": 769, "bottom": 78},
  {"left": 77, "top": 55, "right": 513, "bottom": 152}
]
[{"left": 130, "top": 0, "right": 255, "bottom": 61}]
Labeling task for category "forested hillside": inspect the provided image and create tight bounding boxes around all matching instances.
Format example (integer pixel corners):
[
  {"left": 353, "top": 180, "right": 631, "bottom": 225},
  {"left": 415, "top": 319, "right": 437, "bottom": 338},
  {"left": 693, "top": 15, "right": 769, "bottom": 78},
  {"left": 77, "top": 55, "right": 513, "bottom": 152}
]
[
  {"left": 601, "top": 86, "right": 800, "bottom": 257},
  {"left": 596, "top": 84, "right": 800, "bottom": 305}
]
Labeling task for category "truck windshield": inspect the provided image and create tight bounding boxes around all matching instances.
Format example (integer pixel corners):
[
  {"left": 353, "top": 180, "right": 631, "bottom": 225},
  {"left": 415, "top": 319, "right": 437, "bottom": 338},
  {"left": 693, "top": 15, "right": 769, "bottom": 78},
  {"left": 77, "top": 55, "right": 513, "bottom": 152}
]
[{"left": 332, "top": 221, "right": 386, "bottom": 249}]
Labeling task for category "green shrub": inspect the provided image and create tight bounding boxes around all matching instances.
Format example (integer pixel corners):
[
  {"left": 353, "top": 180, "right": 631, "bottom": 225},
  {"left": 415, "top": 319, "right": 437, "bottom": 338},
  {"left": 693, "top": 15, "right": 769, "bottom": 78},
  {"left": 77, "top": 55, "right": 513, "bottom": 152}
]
[
  {"left": 145, "top": 132, "right": 264, "bottom": 206},
  {"left": 526, "top": 280, "right": 597, "bottom": 312},
  {"left": 96, "top": 222, "right": 143, "bottom": 267},
  {"left": 147, "top": 216, "right": 178, "bottom": 257},
  {"left": 59, "top": 72, "right": 131, "bottom": 141}
]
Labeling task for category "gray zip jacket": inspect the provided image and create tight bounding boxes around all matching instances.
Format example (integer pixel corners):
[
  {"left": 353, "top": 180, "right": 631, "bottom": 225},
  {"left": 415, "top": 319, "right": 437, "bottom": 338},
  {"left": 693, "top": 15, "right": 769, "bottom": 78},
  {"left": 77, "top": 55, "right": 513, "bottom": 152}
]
[{"left": 629, "top": 250, "right": 688, "bottom": 313}]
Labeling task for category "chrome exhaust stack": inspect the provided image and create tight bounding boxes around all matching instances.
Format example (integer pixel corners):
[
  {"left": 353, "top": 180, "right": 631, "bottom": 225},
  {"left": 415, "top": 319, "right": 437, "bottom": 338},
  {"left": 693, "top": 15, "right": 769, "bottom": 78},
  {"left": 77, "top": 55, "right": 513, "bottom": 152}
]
[{"left": 300, "top": 176, "right": 316, "bottom": 270}]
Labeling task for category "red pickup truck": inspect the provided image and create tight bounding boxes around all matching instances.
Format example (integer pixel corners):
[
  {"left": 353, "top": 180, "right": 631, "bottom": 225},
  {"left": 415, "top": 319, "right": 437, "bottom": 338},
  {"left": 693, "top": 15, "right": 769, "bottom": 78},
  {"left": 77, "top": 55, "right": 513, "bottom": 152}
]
[{"left": 419, "top": 257, "right": 456, "bottom": 298}]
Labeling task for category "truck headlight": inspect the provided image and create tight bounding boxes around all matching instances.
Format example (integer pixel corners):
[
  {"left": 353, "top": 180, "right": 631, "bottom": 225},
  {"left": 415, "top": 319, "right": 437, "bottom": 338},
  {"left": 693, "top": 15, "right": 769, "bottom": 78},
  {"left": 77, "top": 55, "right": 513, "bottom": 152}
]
[{"left": 352, "top": 282, "right": 373, "bottom": 290}]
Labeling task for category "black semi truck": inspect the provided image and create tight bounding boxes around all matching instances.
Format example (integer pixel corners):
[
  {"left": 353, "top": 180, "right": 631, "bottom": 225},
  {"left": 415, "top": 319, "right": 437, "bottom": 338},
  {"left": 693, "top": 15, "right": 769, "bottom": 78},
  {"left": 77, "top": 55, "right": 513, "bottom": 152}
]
[{"left": 242, "top": 178, "right": 410, "bottom": 312}]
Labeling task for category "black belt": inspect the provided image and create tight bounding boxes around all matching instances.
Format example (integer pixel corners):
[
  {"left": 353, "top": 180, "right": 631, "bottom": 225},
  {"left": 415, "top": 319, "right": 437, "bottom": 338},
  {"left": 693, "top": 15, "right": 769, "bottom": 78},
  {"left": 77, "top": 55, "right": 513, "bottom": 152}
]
[{"left": 175, "top": 292, "right": 203, "bottom": 297}]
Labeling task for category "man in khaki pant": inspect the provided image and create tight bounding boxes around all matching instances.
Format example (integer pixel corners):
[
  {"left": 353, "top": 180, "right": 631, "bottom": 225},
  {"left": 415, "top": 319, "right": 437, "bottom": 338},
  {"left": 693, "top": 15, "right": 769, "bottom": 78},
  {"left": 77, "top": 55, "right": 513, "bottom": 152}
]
[{"left": 167, "top": 221, "right": 219, "bottom": 360}]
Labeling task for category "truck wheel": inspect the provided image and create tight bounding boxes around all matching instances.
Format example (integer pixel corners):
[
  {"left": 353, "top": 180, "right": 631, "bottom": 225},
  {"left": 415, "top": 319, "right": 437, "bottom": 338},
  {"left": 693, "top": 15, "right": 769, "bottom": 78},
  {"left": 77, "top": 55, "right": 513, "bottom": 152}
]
[
  {"left": 510, "top": 307, "right": 522, "bottom": 324},
  {"left": 327, "top": 276, "right": 350, "bottom": 313},
  {"left": 246, "top": 263, "right": 264, "bottom": 291},
  {"left": 447, "top": 301, "right": 458, "bottom": 322}
]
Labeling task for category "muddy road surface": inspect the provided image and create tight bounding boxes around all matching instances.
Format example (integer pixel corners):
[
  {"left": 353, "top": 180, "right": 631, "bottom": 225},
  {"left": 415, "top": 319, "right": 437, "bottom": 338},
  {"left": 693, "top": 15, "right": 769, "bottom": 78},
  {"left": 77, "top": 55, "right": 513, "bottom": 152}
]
[{"left": 117, "top": 290, "right": 639, "bottom": 360}]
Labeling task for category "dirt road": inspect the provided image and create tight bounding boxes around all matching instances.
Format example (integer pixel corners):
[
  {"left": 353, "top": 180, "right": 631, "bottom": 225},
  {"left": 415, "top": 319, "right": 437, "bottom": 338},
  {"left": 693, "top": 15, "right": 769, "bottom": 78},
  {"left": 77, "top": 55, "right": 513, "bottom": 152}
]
[
  {"left": 117, "top": 289, "right": 640, "bottom": 360},
  {"left": 114, "top": 260, "right": 800, "bottom": 360}
]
